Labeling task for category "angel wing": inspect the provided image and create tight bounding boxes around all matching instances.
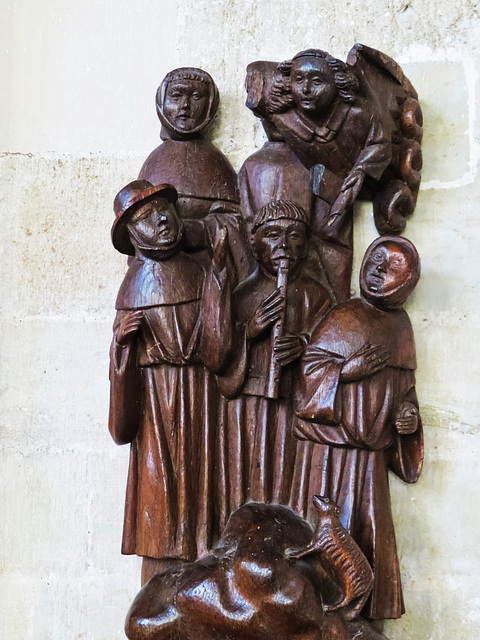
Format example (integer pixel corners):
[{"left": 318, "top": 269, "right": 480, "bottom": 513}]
[{"left": 347, "top": 43, "right": 423, "bottom": 234}]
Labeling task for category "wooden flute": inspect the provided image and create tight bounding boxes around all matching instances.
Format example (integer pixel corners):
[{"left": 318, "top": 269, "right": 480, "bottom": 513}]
[{"left": 264, "top": 258, "right": 289, "bottom": 399}]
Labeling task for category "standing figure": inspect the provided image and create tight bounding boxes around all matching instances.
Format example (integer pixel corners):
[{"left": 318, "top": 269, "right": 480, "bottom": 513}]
[
  {"left": 140, "top": 67, "right": 238, "bottom": 218},
  {"left": 216, "top": 200, "right": 331, "bottom": 529},
  {"left": 239, "top": 61, "right": 315, "bottom": 233},
  {"left": 268, "top": 49, "right": 391, "bottom": 300},
  {"left": 239, "top": 62, "right": 334, "bottom": 302},
  {"left": 108, "top": 180, "right": 233, "bottom": 585},
  {"left": 245, "top": 49, "right": 398, "bottom": 301},
  {"left": 295, "top": 236, "right": 423, "bottom": 622},
  {"left": 139, "top": 67, "right": 252, "bottom": 280}
]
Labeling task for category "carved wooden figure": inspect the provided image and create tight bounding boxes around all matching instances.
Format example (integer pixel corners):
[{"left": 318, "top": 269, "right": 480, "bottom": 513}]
[
  {"left": 139, "top": 67, "right": 253, "bottom": 280},
  {"left": 109, "top": 50, "right": 425, "bottom": 640},
  {"left": 287, "top": 495, "right": 374, "bottom": 622},
  {"left": 244, "top": 45, "right": 422, "bottom": 301},
  {"left": 216, "top": 200, "right": 331, "bottom": 529},
  {"left": 109, "top": 180, "right": 233, "bottom": 586},
  {"left": 125, "top": 502, "right": 388, "bottom": 640},
  {"left": 240, "top": 62, "right": 335, "bottom": 301},
  {"left": 139, "top": 67, "right": 239, "bottom": 218},
  {"left": 295, "top": 236, "right": 423, "bottom": 622}
]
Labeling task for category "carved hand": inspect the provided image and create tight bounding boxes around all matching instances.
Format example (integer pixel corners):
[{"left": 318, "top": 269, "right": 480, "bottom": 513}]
[
  {"left": 340, "top": 342, "right": 389, "bottom": 382},
  {"left": 212, "top": 224, "right": 229, "bottom": 274},
  {"left": 394, "top": 401, "right": 419, "bottom": 434},
  {"left": 328, "top": 169, "right": 365, "bottom": 226},
  {"left": 246, "top": 288, "right": 284, "bottom": 340},
  {"left": 116, "top": 310, "right": 143, "bottom": 346},
  {"left": 274, "top": 334, "right": 305, "bottom": 366}
]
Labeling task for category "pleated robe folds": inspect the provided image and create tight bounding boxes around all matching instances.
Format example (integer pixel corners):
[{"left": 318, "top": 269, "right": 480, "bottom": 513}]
[
  {"left": 109, "top": 252, "right": 232, "bottom": 561},
  {"left": 216, "top": 267, "right": 331, "bottom": 531},
  {"left": 295, "top": 298, "right": 424, "bottom": 621}
]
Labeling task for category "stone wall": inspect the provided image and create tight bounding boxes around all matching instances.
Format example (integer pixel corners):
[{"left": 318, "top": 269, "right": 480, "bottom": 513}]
[{"left": 1, "top": 1, "right": 479, "bottom": 638}]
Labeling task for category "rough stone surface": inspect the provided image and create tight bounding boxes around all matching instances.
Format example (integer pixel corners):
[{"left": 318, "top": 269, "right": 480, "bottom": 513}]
[{"left": 1, "top": 1, "right": 480, "bottom": 638}]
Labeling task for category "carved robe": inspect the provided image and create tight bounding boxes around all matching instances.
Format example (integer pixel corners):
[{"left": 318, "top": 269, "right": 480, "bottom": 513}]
[
  {"left": 295, "top": 298, "right": 424, "bottom": 620},
  {"left": 270, "top": 98, "right": 391, "bottom": 301},
  {"left": 216, "top": 267, "right": 331, "bottom": 530},
  {"left": 239, "top": 140, "right": 314, "bottom": 232},
  {"left": 139, "top": 131, "right": 253, "bottom": 282},
  {"left": 238, "top": 140, "right": 335, "bottom": 302},
  {"left": 109, "top": 252, "right": 232, "bottom": 561},
  {"left": 139, "top": 131, "right": 239, "bottom": 218}
]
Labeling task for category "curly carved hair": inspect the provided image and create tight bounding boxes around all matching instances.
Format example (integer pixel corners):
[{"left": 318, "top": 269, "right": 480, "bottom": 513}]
[{"left": 267, "top": 49, "right": 359, "bottom": 114}]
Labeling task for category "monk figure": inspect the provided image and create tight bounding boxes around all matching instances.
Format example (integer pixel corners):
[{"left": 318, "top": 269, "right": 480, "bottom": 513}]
[
  {"left": 295, "top": 236, "right": 423, "bottom": 622},
  {"left": 216, "top": 200, "right": 331, "bottom": 528},
  {"left": 139, "top": 67, "right": 252, "bottom": 280},
  {"left": 108, "top": 180, "right": 233, "bottom": 585}
]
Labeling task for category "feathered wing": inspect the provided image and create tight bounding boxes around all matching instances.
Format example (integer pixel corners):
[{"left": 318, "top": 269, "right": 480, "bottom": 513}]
[{"left": 347, "top": 43, "right": 423, "bottom": 235}]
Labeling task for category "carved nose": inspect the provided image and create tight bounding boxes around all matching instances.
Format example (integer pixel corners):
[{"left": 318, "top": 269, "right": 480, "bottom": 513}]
[{"left": 179, "top": 98, "right": 190, "bottom": 113}]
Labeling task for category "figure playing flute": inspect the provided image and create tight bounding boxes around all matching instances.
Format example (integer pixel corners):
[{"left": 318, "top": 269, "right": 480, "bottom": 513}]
[{"left": 216, "top": 200, "right": 332, "bottom": 529}]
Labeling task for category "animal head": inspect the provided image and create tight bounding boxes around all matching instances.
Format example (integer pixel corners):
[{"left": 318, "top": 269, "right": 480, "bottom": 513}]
[{"left": 313, "top": 495, "right": 340, "bottom": 517}]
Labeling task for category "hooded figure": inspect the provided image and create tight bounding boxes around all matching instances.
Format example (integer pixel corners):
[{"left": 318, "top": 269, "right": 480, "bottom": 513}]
[
  {"left": 138, "top": 68, "right": 253, "bottom": 281},
  {"left": 140, "top": 67, "right": 238, "bottom": 216},
  {"left": 109, "top": 180, "right": 233, "bottom": 586},
  {"left": 294, "top": 236, "right": 423, "bottom": 622}
]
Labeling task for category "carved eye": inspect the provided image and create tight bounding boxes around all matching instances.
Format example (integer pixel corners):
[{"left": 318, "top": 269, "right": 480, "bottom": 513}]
[
  {"left": 192, "top": 92, "right": 203, "bottom": 100},
  {"left": 294, "top": 75, "right": 304, "bottom": 83},
  {"left": 131, "top": 206, "right": 151, "bottom": 224},
  {"left": 265, "top": 231, "right": 280, "bottom": 239},
  {"left": 372, "top": 252, "right": 383, "bottom": 262}
]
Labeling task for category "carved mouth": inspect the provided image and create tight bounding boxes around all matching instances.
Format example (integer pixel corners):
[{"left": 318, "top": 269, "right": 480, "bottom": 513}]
[
  {"left": 365, "top": 272, "right": 385, "bottom": 293},
  {"left": 156, "top": 234, "right": 177, "bottom": 246}
]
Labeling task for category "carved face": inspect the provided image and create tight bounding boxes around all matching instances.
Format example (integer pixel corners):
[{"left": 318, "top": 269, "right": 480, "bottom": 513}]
[
  {"left": 363, "top": 243, "right": 411, "bottom": 297},
  {"left": 162, "top": 79, "right": 210, "bottom": 132},
  {"left": 290, "top": 57, "right": 337, "bottom": 117},
  {"left": 127, "top": 197, "right": 181, "bottom": 256},
  {"left": 253, "top": 219, "right": 308, "bottom": 276}
]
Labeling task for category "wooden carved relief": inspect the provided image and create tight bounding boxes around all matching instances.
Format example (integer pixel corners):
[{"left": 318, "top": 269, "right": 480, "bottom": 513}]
[{"left": 109, "top": 46, "right": 423, "bottom": 640}]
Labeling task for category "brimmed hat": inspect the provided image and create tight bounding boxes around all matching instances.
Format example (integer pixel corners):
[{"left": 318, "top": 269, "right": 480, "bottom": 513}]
[{"left": 111, "top": 180, "right": 177, "bottom": 255}]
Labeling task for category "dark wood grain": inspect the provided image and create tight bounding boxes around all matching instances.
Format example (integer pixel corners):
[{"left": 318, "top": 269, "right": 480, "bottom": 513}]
[{"left": 109, "top": 53, "right": 423, "bottom": 638}]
